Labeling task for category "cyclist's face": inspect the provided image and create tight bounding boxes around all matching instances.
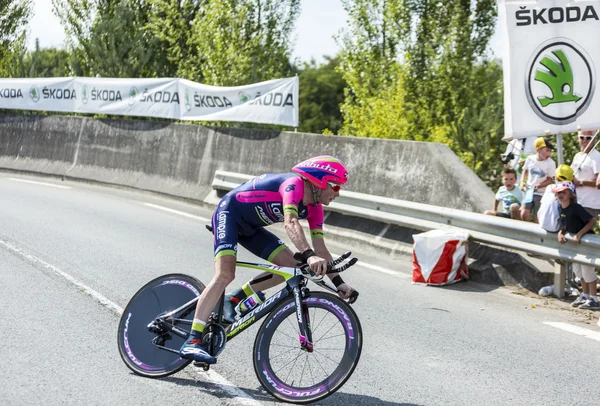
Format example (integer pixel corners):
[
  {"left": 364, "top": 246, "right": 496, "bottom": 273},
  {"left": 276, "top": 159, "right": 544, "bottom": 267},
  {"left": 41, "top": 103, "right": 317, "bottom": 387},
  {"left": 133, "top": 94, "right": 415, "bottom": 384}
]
[{"left": 318, "top": 183, "right": 340, "bottom": 205}]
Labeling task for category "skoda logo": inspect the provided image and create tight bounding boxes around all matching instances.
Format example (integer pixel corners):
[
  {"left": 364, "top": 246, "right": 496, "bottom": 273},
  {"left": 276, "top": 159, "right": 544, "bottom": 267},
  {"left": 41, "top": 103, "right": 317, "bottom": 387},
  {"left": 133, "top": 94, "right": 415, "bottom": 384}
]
[
  {"left": 239, "top": 92, "right": 251, "bottom": 104},
  {"left": 81, "top": 85, "right": 89, "bottom": 104},
  {"left": 526, "top": 38, "right": 595, "bottom": 125},
  {"left": 185, "top": 89, "right": 192, "bottom": 111},
  {"left": 29, "top": 85, "right": 40, "bottom": 103},
  {"left": 128, "top": 87, "right": 138, "bottom": 106}
]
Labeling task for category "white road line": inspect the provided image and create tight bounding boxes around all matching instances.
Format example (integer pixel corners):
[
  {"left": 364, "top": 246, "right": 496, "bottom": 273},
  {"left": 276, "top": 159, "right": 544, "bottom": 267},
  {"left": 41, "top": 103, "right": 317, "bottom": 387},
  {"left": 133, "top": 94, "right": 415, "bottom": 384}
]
[
  {"left": 0, "top": 238, "right": 262, "bottom": 406},
  {"left": 332, "top": 252, "right": 410, "bottom": 278},
  {"left": 143, "top": 203, "right": 211, "bottom": 222},
  {"left": 543, "top": 322, "right": 600, "bottom": 342},
  {"left": 358, "top": 261, "right": 411, "bottom": 278},
  {"left": 200, "top": 370, "right": 264, "bottom": 406},
  {"left": 0, "top": 239, "right": 123, "bottom": 315},
  {"left": 8, "top": 178, "right": 71, "bottom": 189}
]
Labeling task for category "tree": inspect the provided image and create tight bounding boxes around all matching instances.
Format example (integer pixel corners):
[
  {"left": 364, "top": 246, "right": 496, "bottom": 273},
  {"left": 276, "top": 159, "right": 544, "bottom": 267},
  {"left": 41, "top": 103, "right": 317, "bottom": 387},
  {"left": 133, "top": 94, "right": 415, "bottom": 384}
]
[
  {"left": 17, "top": 39, "right": 72, "bottom": 77},
  {"left": 337, "top": 0, "right": 502, "bottom": 183},
  {"left": 186, "top": 0, "right": 300, "bottom": 86},
  {"left": 146, "top": 0, "right": 201, "bottom": 78},
  {"left": 298, "top": 56, "right": 346, "bottom": 135},
  {"left": 337, "top": 0, "right": 409, "bottom": 136},
  {"left": 53, "top": 0, "right": 159, "bottom": 77},
  {"left": 0, "top": 0, "right": 31, "bottom": 77}
]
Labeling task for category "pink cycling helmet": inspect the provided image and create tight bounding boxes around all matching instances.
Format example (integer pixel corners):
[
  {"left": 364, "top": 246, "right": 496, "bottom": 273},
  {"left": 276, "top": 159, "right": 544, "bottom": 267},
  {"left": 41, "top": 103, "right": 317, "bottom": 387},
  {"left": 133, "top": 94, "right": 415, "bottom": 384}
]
[{"left": 291, "top": 155, "right": 348, "bottom": 189}]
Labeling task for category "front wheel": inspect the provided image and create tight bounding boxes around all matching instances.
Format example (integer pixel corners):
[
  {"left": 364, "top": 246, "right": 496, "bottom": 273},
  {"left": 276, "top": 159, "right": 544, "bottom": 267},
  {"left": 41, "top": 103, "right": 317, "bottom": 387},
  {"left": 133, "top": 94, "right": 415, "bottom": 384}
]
[
  {"left": 253, "top": 292, "right": 363, "bottom": 404},
  {"left": 117, "top": 273, "right": 204, "bottom": 378}
]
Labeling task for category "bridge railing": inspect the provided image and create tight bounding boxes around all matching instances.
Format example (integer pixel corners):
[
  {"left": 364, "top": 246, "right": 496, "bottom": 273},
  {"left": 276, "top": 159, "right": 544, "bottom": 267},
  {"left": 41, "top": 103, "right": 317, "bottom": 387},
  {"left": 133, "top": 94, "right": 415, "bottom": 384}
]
[{"left": 212, "top": 170, "right": 600, "bottom": 297}]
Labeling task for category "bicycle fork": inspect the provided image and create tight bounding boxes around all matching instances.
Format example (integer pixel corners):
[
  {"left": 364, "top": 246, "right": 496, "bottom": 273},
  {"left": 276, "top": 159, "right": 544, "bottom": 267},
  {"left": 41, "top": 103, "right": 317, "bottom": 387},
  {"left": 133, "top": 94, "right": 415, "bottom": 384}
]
[{"left": 293, "top": 285, "right": 314, "bottom": 352}]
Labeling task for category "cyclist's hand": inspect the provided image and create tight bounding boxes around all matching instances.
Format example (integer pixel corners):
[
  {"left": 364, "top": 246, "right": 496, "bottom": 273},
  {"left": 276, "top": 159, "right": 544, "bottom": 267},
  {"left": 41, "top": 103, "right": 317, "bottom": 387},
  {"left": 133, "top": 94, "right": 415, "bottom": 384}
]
[
  {"left": 307, "top": 255, "right": 327, "bottom": 277},
  {"left": 337, "top": 283, "right": 356, "bottom": 301}
]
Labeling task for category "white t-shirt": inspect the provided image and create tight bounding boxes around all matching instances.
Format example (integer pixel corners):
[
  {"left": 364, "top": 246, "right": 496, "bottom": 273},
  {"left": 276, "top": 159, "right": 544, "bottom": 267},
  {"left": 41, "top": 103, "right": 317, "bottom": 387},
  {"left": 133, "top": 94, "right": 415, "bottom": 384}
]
[
  {"left": 537, "top": 185, "right": 561, "bottom": 232},
  {"left": 523, "top": 155, "right": 556, "bottom": 195},
  {"left": 571, "top": 149, "right": 600, "bottom": 209}
]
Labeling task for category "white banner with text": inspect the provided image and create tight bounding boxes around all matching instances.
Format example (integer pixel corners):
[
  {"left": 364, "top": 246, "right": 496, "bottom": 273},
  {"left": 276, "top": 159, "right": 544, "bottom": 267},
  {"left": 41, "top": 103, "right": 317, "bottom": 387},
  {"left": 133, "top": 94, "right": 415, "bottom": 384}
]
[
  {"left": 0, "top": 76, "right": 299, "bottom": 126},
  {"left": 500, "top": 0, "right": 600, "bottom": 139}
]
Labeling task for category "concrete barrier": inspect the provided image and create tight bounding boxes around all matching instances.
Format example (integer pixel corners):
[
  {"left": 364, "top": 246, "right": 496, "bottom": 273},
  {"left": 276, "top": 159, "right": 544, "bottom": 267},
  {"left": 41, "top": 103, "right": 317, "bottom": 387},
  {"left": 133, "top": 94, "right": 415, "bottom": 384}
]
[
  {"left": 0, "top": 113, "right": 558, "bottom": 291},
  {"left": 0, "top": 113, "right": 493, "bottom": 212}
]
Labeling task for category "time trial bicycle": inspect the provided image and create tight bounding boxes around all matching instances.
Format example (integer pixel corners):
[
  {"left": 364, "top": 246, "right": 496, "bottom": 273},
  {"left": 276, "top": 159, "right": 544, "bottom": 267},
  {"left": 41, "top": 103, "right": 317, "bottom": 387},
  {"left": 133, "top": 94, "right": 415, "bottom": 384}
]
[{"left": 117, "top": 248, "right": 362, "bottom": 404}]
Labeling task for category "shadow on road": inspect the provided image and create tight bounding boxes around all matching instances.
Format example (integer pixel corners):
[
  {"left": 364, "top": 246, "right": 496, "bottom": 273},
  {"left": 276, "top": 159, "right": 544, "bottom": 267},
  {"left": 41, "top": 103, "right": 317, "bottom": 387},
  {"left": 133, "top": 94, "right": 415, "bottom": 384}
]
[{"left": 161, "top": 374, "right": 422, "bottom": 405}]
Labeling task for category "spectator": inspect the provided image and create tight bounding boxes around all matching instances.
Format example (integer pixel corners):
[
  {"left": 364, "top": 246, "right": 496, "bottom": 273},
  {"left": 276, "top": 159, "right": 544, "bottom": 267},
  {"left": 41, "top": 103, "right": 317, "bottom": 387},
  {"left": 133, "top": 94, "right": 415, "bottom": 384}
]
[
  {"left": 572, "top": 130, "right": 600, "bottom": 224},
  {"left": 555, "top": 182, "right": 598, "bottom": 309},
  {"left": 520, "top": 137, "right": 557, "bottom": 223},
  {"left": 538, "top": 165, "right": 574, "bottom": 232},
  {"left": 484, "top": 167, "right": 522, "bottom": 220}
]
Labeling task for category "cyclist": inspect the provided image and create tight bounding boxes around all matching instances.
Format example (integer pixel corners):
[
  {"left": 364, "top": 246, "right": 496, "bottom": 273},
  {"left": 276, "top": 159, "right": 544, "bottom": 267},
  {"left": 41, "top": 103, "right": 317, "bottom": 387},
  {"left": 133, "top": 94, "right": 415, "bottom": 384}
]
[{"left": 179, "top": 155, "right": 358, "bottom": 364}]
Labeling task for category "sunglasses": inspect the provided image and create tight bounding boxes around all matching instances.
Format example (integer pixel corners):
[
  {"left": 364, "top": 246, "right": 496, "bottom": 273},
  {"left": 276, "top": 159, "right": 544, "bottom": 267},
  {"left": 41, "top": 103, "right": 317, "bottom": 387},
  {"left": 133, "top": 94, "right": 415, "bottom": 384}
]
[
  {"left": 579, "top": 136, "right": 593, "bottom": 140},
  {"left": 327, "top": 182, "right": 341, "bottom": 192}
]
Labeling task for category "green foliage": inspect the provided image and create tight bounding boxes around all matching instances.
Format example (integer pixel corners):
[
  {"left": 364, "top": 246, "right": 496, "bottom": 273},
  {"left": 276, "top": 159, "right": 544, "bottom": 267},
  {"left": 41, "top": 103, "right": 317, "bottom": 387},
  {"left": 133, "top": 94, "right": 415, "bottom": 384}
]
[
  {"left": 338, "top": 0, "right": 503, "bottom": 184},
  {"left": 146, "top": 0, "right": 200, "bottom": 78},
  {"left": 0, "top": 0, "right": 31, "bottom": 77},
  {"left": 298, "top": 56, "right": 345, "bottom": 135},
  {"left": 186, "top": 0, "right": 299, "bottom": 86},
  {"left": 53, "top": 0, "right": 159, "bottom": 77},
  {"left": 16, "top": 39, "right": 72, "bottom": 77}
]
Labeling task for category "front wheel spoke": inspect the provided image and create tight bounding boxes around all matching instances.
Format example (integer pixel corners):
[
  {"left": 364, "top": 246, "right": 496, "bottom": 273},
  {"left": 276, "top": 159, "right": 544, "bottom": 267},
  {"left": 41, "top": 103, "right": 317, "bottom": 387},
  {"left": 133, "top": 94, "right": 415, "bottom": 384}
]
[
  {"left": 314, "top": 322, "right": 340, "bottom": 343},
  {"left": 280, "top": 349, "right": 303, "bottom": 382},
  {"left": 269, "top": 349, "right": 294, "bottom": 361},
  {"left": 306, "top": 353, "right": 318, "bottom": 386},
  {"left": 310, "top": 308, "right": 328, "bottom": 335},
  {"left": 313, "top": 349, "right": 342, "bottom": 365},
  {"left": 312, "top": 352, "right": 331, "bottom": 376},
  {"left": 314, "top": 332, "right": 346, "bottom": 344},
  {"left": 269, "top": 343, "right": 300, "bottom": 350},
  {"left": 285, "top": 315, "right": 299, "bottom": 334},
  {"left": 299, "top": 353, "right": 309, "bottom": 386},
  {"left": 273, "top": 326, "right": 298, "bottom": 342}
]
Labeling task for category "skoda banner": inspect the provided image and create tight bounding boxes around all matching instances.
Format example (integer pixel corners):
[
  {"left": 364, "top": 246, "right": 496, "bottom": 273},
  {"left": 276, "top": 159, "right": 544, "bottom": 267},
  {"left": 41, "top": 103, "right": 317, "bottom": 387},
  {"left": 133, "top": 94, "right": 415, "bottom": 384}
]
[
  {"left": 0, "top": 76, "right": 299, "bottom": 127},
  {"left": 500, "top": 0, "right": 600, "bottom": 139}
]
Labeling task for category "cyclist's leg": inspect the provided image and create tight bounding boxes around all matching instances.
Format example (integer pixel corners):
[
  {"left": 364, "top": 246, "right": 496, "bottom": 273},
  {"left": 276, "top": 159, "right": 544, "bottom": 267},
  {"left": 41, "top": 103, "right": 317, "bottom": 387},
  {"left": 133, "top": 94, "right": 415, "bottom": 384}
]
[
  {"left": 180, "top": 196, "right": 239, "bottom": 363},
  {"left": 224, "top": 229, "right": 295, "bottom": 313},
  {"left": 250, "top": 248, "right": 297, "bottom": 290}
]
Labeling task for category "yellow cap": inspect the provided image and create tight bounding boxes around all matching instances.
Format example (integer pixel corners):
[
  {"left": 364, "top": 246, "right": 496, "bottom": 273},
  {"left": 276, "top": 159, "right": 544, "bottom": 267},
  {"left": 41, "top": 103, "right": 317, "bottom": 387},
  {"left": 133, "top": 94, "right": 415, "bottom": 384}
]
[
  {"left": 556, "top": 164, "right": 574, "bottom": 181},
  {"left": 534, "top": 137, "right": 555, "bottom": 150}
]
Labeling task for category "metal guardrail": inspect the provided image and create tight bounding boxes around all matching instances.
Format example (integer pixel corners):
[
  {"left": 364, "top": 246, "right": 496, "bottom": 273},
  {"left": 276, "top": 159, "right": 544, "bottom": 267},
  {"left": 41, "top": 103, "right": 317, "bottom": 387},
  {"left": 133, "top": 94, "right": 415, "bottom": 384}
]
[{"left": 212, "top": 170, "right": 600, "bottom": 297}]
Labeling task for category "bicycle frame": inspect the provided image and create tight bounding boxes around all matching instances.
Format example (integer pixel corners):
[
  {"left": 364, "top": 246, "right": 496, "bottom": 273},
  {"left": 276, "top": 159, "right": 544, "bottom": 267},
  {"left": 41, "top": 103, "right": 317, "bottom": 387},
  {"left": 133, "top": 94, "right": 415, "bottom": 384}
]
[{"left": 153, "top": 261, "right": 337, "bottom": 352}]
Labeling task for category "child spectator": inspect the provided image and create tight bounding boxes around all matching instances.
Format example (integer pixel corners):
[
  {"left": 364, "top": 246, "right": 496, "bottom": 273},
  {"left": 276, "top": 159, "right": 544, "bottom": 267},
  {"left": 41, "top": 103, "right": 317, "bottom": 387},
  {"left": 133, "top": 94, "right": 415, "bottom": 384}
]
[
  {"left": 538, "top": 165, "right": 574, "bottom": 232},
  {"left": 555, "top": 182, "right": 599, "bottom": 310},
  {"left": 484, "top": 167, "right": 522, "bottom": 220},
  {"left": 520, "top": 137, "right": 557, "bottom": 223}
]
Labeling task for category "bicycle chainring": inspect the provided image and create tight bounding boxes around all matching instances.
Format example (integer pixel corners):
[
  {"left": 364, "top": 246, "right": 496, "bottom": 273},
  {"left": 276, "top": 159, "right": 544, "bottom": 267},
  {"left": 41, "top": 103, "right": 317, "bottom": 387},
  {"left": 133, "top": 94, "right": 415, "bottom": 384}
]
[{"left": 202, "top": 323, "right": 227, "bottom": 356}]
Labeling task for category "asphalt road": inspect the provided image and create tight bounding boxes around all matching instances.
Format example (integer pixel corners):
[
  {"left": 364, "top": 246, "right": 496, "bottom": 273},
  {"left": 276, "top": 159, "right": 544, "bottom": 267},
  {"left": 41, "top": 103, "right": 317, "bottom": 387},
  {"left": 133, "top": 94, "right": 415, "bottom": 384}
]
[{"left": 1, "top": 172, "right": 600, "bottom": 406}]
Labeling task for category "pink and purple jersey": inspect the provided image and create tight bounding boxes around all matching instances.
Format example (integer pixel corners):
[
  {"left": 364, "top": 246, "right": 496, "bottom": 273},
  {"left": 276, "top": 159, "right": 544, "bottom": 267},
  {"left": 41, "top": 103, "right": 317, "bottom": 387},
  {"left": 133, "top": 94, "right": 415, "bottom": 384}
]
[{"left": 212, "top": 173, "right": 324, "bottom": 260}]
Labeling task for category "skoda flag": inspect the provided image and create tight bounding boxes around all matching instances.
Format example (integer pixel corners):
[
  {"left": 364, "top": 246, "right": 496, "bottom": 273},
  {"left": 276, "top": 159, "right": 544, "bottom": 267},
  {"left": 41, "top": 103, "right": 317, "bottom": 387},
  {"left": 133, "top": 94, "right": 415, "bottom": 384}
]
[
  {"left": 0, "top": 76, "right": 299, "bottom": 127},
  {"left": 500, "top": 0, "right": 600, "bottom": 139}
]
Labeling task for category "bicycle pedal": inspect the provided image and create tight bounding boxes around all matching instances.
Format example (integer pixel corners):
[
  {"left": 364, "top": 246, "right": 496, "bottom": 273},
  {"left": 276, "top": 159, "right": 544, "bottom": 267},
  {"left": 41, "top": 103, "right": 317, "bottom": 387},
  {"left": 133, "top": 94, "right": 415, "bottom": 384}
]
[{"left": 193, "top": 361, "right": 211, "bottom": 371}]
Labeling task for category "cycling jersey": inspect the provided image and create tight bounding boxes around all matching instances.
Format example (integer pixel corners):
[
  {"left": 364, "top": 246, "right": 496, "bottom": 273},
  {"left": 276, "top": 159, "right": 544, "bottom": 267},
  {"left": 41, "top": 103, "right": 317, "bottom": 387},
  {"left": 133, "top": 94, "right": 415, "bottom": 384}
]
[{"left": 212, "top": 173, "right": 324, "bottom": 260}]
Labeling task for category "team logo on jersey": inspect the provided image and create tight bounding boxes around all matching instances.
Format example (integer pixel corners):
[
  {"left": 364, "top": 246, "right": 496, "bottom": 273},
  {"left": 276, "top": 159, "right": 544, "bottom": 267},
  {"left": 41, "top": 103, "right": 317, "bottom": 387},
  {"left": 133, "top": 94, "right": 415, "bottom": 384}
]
[{"left": 267, "top": 203, "right": 285, "bottom": 222}]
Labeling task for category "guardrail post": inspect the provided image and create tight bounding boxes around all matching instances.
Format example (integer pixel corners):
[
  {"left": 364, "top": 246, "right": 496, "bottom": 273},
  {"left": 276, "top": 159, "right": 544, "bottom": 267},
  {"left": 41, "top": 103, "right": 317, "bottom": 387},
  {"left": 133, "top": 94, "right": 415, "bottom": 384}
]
[{"left": 553, "top": 261, "right": 566, "bottom": 298}]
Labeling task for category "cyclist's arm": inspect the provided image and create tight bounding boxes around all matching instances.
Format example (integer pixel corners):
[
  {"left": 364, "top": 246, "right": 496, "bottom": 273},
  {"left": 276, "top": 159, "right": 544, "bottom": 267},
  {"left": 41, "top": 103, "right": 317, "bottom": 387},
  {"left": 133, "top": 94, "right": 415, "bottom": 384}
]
[
  {"left": 312, "top": 237, "right": 333, "bottom": 262},
  {"left": 283, "top": 212, "right": 311, "bottom": 253}
]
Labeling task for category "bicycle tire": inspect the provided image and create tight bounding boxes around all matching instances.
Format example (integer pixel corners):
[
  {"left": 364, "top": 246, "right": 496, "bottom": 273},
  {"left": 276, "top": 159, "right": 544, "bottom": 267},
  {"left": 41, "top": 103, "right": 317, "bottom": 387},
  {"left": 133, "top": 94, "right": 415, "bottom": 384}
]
[
  {"left": 117, "top": 273, "right": 205, "bottom": 378},
  {"left": 253, "top": 292, "right": 362, "bottom": 404}
]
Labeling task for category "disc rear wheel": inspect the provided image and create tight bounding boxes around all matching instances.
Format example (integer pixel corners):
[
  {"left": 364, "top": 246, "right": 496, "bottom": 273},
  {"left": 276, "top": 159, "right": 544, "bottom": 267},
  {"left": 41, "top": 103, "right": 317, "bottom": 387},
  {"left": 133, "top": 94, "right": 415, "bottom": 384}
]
[{"left": 117, "top": 273, "right": 204, "bottom": 378}]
